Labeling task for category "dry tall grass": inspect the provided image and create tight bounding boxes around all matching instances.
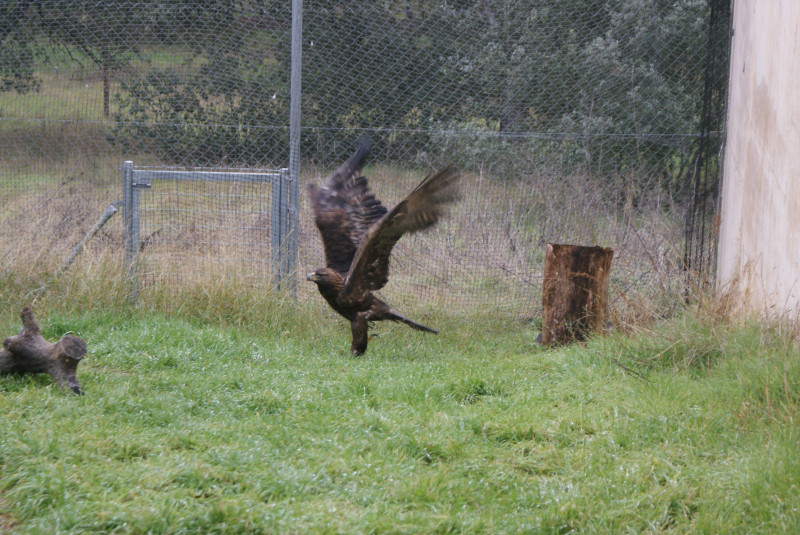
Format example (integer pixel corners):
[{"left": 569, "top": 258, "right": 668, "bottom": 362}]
[{"left": 1, "top": 144, "right": 691, "bottom": 330}]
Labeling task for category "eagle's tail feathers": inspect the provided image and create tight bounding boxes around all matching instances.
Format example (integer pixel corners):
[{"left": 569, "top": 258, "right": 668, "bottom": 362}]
[{"left": 388, "top": 312, "right": 438, "bottom": 334}]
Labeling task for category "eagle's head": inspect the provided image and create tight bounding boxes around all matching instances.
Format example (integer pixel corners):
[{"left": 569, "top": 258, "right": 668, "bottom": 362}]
[
  {"left": 306, "top": 268, "right": 344, "bottom": 288},
  {"left": 307, "top": 267, "right": 345, "bottom": 301}
]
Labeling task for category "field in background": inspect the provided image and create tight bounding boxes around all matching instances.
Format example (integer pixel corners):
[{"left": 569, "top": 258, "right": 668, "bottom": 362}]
[{"left": 0, "top": 154, "right": 688, "bottom": 329}]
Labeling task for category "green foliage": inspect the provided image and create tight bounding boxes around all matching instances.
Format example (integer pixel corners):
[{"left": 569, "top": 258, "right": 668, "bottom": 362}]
[
  {"left": 299, "top": 2, "right": 464, "bottom": 161},
  {"left": 36, "top": 1, "right": 141, "bottom": 64},
  {"left": 107, "top": 2, "right": 291, "bottom": 166},
  {"left": 431, "top": 0, "right": 718, "bottom": 183},
  {"left": 0, "top": 2, "right": 41, "bottom": 93},
  {"left": 111, "top": 59, "right": 290, "bottom": 166},
  {"left": 0, "top": 1, "right": 728, "bottom": 189},
  {"left": 99, "top": 0, "right": 727, "bottom": 187}
]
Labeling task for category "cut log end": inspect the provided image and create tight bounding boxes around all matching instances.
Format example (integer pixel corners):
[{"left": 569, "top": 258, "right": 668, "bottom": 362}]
[{"left": 56, "top": 335, "right": 87, "bottom": 361}]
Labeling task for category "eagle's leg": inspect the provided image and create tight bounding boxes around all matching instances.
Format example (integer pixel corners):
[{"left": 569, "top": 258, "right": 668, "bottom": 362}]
[{"left": 350, "top": 314, "right": 369, "bottom": 356}]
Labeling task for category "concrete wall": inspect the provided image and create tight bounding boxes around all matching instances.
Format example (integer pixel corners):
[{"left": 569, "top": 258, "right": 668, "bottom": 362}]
[{"left": 717, "top": 0, "right": 800, "bottom": 318}]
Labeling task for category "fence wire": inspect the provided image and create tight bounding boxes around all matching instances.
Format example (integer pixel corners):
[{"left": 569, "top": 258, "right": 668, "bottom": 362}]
[
  {"left": 0, "top": 0, "right": 730, "bottom": 322},
  {"left": 127, "top": 167, "right": 284, "bottom": 295}
]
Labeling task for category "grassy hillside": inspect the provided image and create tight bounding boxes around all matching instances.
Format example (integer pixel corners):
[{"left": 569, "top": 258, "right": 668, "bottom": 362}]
[{"left": 1, "top": 288, "right": 798, "bottom": 533}]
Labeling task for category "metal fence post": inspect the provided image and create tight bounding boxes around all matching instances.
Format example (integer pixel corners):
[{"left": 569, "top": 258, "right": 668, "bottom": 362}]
[
  {"left": 285, "top": 0, "right": 303, "bottom": 297},
  {"left": 286, "top": 171, "right": 299, "bottom": 296},
  {"left": 277, "top": 169, "right": 298, "bottom": 295},
  {"left": 122, "top": 161, "right": 132, "bottom": 265},
  {"left": 271, "top": 173, "right": 283, "bottom": 287},
  {"left": 122, "top": 160, "right": 141, "bottom": 300}
]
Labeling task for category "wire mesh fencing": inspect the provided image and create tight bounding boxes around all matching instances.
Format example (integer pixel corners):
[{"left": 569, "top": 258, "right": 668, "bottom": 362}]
[
  {"left": 0, "top": 0, "right": 730, "bottom": 322},
  {"left": 121, "top": 163, "right": 291, "bottom": 302}
]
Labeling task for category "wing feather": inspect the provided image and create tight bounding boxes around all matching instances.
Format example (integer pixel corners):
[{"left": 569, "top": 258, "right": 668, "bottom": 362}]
[
  {"left": 309, "top": 141, "right": 388, "bottom": 274},
  {"left": 342, "top": 166, "right": 460, "bottom": 298}
]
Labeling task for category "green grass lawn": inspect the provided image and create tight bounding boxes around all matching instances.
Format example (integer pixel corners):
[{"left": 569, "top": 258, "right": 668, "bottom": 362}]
[{"left": 1, "top": 298, "right": 798, "bottom": 534}]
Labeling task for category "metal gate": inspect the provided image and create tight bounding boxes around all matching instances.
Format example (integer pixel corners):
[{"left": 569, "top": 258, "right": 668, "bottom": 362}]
[{"left": 121, "top": 161, "right": 294, "bottom": 299}]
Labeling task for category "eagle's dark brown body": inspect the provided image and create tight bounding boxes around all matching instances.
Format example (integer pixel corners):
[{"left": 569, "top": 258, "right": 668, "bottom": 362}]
[{"left": 307, "top": 142, "right": 459, "bottom": 355}]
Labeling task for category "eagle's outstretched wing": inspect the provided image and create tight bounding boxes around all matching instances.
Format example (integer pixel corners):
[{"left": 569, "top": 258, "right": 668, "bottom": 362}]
[
  {"left": 309, "top": 141, "right": 388, "bottom": 275},
  {"left": 342, "top": 166, "right": 460, "bottom": 298}
]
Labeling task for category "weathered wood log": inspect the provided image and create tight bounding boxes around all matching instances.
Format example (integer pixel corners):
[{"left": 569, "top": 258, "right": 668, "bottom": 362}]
[
  {"left": 0, "top": 307, "right": 86, "bottom": 394},
  {"left": 541, "top": 243, "right": 614, "bottom": 346}
]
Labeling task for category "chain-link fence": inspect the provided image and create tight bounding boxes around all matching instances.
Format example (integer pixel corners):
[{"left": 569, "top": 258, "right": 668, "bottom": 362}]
[{"left": 0, "top": 0, "right": 730, "bottom": 322}]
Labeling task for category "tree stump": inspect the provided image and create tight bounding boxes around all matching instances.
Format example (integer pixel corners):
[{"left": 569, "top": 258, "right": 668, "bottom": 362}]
[
  {"left": 0, "top": 307, "right": 86, "bottom": 394},
  {"left": 541, "top": 244, "right": 614, "bottom": 346}
]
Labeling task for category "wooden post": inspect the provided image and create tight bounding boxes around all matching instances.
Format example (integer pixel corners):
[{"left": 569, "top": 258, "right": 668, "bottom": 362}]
[{"left": 541, "top": 243, "right": 614, "bottom": 346}]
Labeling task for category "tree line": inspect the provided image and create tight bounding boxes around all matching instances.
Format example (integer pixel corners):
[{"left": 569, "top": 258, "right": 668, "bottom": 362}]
[{"left": 2, "top": 0, "right": 728, "bottom": 193}]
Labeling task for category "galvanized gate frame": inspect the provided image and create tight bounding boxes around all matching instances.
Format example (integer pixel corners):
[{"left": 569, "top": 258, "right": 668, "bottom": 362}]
[{"left": 122, "top": 161, "right": 295, "bottom": 300}]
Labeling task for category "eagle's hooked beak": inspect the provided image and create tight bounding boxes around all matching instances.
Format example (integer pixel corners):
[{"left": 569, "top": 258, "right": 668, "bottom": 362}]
[{"left": 306, "top": 272, "right": 318, "bottom": 282}]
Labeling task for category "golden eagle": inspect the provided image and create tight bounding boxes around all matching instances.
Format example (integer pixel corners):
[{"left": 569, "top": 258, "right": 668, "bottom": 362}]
[{"left": 307, "top": 142, "right": 460, "bottom": 355}]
